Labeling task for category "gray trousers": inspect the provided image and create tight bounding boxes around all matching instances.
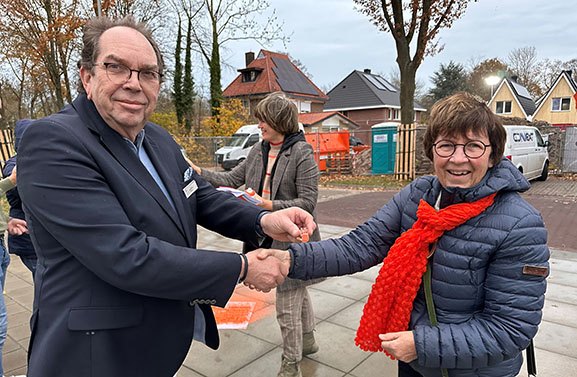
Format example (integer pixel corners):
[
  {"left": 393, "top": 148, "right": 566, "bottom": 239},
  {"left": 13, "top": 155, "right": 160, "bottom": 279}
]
[{"left": 276, "top": 286, "right": 315, "bottom": 362}]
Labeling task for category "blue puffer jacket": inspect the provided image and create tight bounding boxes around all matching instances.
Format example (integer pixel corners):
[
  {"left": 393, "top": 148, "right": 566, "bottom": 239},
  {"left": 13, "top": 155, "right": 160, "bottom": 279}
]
[{"left": 289, "top": 158, "right": 549, "bottom": 377}]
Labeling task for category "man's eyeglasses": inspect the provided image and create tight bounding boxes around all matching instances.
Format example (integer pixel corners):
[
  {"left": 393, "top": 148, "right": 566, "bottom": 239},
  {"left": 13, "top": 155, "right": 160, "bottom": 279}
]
[
  {"left": 98, "top": 62, "right": 162, "bottom": 86},
  {"left": 433, "top": 140, "right": 491, "bottom": 159}
]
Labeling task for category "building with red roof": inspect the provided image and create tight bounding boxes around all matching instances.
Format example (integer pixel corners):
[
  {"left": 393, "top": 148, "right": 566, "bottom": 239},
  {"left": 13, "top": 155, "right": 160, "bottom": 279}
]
[
  {"left": 298, "top": 111, "right": 360, "bottom": 132},
  {"left": 223, "top": 50, "right": 328, "bottom": 122}
]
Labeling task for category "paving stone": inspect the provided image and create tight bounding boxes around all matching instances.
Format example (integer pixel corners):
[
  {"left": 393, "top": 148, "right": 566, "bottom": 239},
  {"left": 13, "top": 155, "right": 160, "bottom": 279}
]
[
  {"left": 313, "top": 275, "right": 374, "bottom": 300},
  {"left": 535, "top": 321, "right": 577, "bottom": 359}
]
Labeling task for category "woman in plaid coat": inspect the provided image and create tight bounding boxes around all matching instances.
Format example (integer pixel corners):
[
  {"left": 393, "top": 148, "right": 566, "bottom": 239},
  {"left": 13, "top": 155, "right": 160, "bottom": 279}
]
[{"left": 191, "top": 92, "right": 323, "bottom": 377}]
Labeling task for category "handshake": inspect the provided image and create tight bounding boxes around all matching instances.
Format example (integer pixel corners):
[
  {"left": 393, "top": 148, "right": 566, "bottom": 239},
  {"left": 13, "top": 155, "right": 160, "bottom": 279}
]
[
  {"left": 243, "top": 248, "right": 292, "bottom": 292},
  {"left": 239, "top": 207, "right": 315, "bottom": 292}
]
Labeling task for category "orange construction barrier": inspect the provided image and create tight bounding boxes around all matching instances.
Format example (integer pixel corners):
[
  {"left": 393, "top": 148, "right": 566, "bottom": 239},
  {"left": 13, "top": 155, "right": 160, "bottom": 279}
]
[{"left": 305, "top": 131, "right": 350, "bottom": 171}]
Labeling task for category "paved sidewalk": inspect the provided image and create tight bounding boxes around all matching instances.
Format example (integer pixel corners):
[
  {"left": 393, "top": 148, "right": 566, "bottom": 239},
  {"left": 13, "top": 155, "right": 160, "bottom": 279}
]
[{"left": 3, "top": 223, "right": 576, "bottom": 377}]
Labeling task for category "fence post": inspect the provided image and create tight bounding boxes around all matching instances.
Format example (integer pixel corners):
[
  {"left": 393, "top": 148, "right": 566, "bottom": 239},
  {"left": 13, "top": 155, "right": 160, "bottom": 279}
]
[
  {"left": 0, "top": 128, "right": 15, "bottom": 170},
  {"left": 394, "top": 123, "right": 416, "bottom": 181}
]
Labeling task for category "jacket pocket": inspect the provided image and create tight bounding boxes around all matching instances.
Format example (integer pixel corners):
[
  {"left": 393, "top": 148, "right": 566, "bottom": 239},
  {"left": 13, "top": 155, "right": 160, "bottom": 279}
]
[{"left": 67, "top": 306, "right": 143, "bottom": 331}]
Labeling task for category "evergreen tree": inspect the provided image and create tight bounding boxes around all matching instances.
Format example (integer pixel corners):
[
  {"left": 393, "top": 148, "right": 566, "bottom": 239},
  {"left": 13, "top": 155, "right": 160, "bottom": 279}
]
[
  {"left": 428, "top": 61, "right": 469, "bottom": 103},
  {"left": 172, "top": 19, "right": 184, "bottom": 126},
  {"left": 209, "top": 34, "right": 221, "bottom": 118},
  {"left": 182, "top": 17, "right": 196, "bottom": 134}
]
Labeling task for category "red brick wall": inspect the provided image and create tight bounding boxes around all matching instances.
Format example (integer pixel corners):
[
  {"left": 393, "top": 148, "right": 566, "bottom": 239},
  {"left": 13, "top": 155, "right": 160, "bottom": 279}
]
[
  {"left": 346, "top": 108, "right": 388, "bottom": 144},
  {"left": 311, "top": 102, "right": 324, "bottom": 113}
]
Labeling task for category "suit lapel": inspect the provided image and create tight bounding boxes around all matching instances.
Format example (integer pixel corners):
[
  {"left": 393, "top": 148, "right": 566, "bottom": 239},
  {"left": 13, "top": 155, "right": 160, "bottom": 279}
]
[
  {"left": 72, "top": 96, "right": 185, "bottom": 235},
  {"left": 143, "top": 134, "right": 194, "bottom": 243}
]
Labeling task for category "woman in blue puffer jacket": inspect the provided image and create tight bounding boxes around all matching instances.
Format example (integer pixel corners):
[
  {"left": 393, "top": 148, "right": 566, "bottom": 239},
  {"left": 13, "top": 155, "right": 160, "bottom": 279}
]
[{"left": 257, "top": 92, "right": 549, "bottom": 377}]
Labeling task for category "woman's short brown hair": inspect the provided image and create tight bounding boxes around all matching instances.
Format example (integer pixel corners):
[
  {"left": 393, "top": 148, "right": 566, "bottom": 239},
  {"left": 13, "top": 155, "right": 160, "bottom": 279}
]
[
  {"left": 423, "top": 92, "right": 506, "bottom": 165},
  {"left": 76, "top": 16, "right": 164, "bottom": 93},
  {"left": 254, "top": 92, "right": 299, "bottom": 135}
]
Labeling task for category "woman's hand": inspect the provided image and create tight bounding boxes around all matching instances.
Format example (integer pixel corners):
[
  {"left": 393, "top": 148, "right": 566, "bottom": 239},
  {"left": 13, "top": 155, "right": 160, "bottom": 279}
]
[
  {"left": 252, "top": 192, "right": 273, "bottom": 211},
  {"left": 184, "top": 156, "right": 201, "bottom": 175},
  {"left": 9, "top": 166, "right": 17, "bottom": 185},
  {"left": 379, "top": 331, "right": 417, "bottom": 363},
  {"left": 7, "top": 218, "right": 28, "bottom": 236}
]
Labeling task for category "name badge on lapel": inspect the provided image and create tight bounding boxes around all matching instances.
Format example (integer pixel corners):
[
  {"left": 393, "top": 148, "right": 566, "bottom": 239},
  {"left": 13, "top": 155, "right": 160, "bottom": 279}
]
[
  {"left": 183, "top": 180, "right": 198, "bottom": 198},
  {"left": 183, "top": 166, "right": 194, "bottom": 182}
]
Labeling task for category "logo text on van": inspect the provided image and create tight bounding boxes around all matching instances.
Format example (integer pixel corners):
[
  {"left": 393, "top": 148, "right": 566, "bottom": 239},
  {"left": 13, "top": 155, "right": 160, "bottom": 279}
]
[{"left": 512, "top": 132, "right": 534, "bottom": 142}]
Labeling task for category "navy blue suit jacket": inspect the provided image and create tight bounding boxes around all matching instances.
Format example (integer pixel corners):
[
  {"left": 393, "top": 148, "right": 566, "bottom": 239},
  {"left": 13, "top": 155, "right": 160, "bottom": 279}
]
[{"left": 18, "top": 94, "right": 264, "bottom": 377}]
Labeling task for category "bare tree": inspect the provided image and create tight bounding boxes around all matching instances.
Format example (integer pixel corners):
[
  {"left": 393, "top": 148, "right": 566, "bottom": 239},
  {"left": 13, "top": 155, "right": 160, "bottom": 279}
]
[
  {"left": 386, "top": 68, "right": 427, "bottom": 104},
  {"left": 0, "top": 0, "right": 85, "bottom": 111},
  {"left": 535, "top": 58, "right": 577, "bottom": 96},
  {"left": 172, "top": 0, "right": 288, "bottom": 116},
  {"left": 507, "top": 46, "right": 540, "bottom": 97},
  {"left": 353, "top": 0, "right": 475, "bottom": 124}
]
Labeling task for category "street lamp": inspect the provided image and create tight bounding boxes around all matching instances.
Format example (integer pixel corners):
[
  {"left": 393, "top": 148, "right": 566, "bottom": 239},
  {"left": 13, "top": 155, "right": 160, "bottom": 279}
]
[{"left": 484, "top": 76, "right": 500, "bottom": 98}]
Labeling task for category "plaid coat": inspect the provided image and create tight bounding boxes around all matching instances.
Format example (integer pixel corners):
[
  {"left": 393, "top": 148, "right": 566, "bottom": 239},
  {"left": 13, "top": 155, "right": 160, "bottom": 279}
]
[{"left": 202, "top": 135, "right": 323, "bottom": 291}]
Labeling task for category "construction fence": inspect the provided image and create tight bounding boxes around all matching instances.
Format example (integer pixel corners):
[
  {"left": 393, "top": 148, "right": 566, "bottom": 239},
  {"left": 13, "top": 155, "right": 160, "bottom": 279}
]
[
  {"left": 0, "top": 124, "right": 575, "bottom": 177},
  {"left": 179, "top": 124, "right": 577, "bottom": 177}
]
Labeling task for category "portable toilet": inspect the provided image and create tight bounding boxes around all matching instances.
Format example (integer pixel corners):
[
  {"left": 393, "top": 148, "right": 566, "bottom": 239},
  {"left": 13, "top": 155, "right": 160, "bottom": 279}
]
[{"left": 371, "top": 123, "right": 398, "bottom": 174}]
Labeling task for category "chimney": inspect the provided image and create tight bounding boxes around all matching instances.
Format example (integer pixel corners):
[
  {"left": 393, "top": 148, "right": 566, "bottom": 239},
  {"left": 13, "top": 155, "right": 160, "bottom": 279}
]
[
  {"left": 245, "top": 52, "right": 255, "bottom": 67},
  {"left": 364, "top": 68, "right": 371, "bottom": 74},
  {"left": 511, "top": 75, "right": 518, "bottom": 82}
]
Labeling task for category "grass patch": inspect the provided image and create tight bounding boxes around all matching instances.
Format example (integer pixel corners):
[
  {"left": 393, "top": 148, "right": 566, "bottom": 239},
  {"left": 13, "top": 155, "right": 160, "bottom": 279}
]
[{"left": 319, "top": 174, "right": 410, "bottom": 189}]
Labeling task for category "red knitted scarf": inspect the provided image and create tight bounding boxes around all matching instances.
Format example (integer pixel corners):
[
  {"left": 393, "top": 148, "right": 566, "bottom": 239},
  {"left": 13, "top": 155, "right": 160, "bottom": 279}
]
[{"left": 355, "top": 192, "right": 498, "bottom": 356}]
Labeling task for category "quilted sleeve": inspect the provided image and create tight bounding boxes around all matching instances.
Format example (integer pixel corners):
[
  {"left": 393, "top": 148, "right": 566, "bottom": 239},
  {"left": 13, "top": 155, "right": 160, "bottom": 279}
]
[{"left": 288, "top": 183, "right": 417, "bottom": 279}]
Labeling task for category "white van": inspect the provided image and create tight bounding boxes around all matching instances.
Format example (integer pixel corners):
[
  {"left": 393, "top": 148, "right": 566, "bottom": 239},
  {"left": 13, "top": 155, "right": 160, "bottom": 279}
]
[
  {"left": 214, "top": 123, "right": 305, "bottom": 170},
  {"left": 215, "top": 124, "right": 261, "bottom": 170},
  {"left": 503, "top": 125, "right": 549, "bottom": 181}
]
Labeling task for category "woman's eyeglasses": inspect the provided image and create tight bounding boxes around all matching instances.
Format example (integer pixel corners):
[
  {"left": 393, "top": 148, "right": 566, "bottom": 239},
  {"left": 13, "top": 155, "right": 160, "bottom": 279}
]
[{"left": 433, "top": 140, "right": 491, "bottom": 159}]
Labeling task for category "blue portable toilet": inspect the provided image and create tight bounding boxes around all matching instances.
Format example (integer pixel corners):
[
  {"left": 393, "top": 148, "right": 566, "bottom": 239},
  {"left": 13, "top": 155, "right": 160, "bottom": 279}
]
[{"left": 371, "top": 123, "right": 398, "bottom": 174}]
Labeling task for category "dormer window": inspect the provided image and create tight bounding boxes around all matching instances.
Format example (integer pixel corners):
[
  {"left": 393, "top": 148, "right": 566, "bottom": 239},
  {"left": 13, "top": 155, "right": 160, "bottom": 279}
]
[{"left": 242, "top": 70, "right": 259, "bottom": 83}]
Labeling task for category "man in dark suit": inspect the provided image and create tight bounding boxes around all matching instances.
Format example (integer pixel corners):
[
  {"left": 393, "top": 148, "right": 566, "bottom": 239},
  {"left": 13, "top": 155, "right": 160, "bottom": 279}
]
[{"left": 17, "top": 16, "right": 314, "bottom": 377}]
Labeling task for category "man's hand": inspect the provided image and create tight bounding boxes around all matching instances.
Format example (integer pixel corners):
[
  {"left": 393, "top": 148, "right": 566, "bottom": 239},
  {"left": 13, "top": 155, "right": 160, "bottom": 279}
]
[
  {"left": 260, "top": 207, "right": 315, "bottom": 243},
  {"left": 379, "top": 331, "right": 418, "bottom": 363},
  {"left": 256, "top": 248, "right": 291, "bottom": 271},
  {"left": 7, "top": 218, "right": 28, "bottom": 236},
  {"left": 243, "top": 249, "right": 289, "bottom": 292}
]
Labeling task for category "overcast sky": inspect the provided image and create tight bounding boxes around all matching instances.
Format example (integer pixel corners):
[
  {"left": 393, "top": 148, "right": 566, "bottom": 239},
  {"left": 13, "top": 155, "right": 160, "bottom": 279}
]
[{"left": 219, "top": 0, "right": 576, "bottom": 94}]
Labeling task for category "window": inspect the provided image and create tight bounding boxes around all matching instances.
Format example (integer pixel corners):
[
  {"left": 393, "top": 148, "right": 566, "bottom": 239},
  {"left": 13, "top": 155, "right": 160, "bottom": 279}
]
[
  {"left": 551, "top": 97, "right": 571, "bottom": 111},
  {"left": 387, "top": 108, "right": 399, "bottom": 120},
  {"left": 241, "top": 99, "right": 250, "bottom": 112},
  {"left": 242, "top": 70, "right": 259, "bottom": 83},
  {"left": 300, "top": 102, "right": 311, "bottom": 113},
  {"left": 495, "top": 101, "right": 512, "bottom": 114},
  {"left": 245, "top": 134, "right": 260, "bottom": 148}
]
